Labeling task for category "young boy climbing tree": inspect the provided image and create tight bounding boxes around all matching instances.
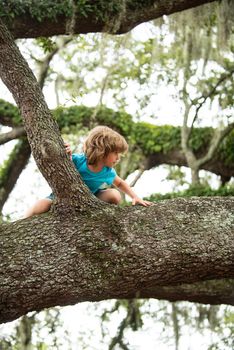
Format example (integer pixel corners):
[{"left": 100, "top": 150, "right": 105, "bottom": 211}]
[{"left": 24, "top": 126, "right": 152, "bottom": 217}]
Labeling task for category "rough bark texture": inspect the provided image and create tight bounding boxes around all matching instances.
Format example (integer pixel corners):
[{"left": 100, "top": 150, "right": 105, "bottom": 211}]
[
  {"left": 4, "top": 0, "right": 217, "bottom": 39},
  {"left": 0, "top": 197, "right": 234, "bottom": 323}
]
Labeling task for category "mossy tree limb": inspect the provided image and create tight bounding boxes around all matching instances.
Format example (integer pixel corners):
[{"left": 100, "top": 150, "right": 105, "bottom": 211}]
[
  {"left": 1, "top": 0, "right": 217, "bottom": 39},
  {"left": 1, "top": 101, "right": 234, "bottom": 212}
]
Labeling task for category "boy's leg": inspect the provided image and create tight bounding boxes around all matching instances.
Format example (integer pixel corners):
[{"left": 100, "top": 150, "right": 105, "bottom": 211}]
[
  {"left": 96, "top": 189, "right": 121, "bottom": 205},
  {"left": 24, "top": 198, "right": 52, "bottom": 218}
]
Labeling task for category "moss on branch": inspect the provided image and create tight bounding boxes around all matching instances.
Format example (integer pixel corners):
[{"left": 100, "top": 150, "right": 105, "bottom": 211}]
[{"left": 1, "top": 99, "right": 234, "bottom": 164}]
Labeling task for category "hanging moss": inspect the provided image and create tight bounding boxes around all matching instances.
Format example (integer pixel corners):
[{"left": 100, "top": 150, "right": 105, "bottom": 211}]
[{"left": 154, "top": 1, "right": 234, "bottom": 60}]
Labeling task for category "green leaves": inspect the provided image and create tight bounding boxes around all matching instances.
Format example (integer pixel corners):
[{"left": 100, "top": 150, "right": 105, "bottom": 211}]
[
  {"left": 36, "top": 37, "right": 56, "bottom": 53},
  {"left": 0, "top": 0, "right": 73, "bottom": 22}
]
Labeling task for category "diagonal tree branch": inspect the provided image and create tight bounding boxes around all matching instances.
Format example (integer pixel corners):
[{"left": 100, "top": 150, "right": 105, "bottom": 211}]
[{"left": 0, "top": 19, "right": 96, "bottom": 210}]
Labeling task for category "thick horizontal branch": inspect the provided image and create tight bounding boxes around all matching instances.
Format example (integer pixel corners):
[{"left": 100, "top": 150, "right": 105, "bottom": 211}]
[
  {"left": 0, "top": 197, "right": 233, "bottom": 323},
  {"left": 3, "top": 0, "right": 216, "bottom": 39},
  {"left": 1, "top": 100, "right": 234, "bottom": 181}
]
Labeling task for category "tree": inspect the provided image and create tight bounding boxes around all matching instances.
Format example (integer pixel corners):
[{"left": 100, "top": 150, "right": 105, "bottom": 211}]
[{"left": 0, "top": 2, "right": 234, "bottom": 325}]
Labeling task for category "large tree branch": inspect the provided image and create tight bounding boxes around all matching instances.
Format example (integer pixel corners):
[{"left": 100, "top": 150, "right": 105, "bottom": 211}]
[
  {"left": 3, "top": 0, "right": 217, "bottom": 39},
  {"left": 0, "top": 197, "right": 233, "bottom": 323}
]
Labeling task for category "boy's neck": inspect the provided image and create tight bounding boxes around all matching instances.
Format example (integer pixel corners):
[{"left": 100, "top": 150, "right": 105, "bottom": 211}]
[{"left": 88, "top": 161, "right": 104, "bottom": 173}]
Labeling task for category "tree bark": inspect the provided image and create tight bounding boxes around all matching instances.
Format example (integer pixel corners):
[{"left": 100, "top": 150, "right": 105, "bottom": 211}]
[
  {"left": 2, "top": 0, "right": 217, "bottom": 39},
  {"left": 0, "top": 197, "right": 234, "bottom": 323}
]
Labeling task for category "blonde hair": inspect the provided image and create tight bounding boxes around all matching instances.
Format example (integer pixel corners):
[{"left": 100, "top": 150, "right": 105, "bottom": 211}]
[{"left": 83, "top": 126, "right": 128, "bottom": 165}]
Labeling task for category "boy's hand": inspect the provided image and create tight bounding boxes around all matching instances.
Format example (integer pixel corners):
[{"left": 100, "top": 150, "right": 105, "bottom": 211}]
[
  {"left": 132, "top": 196, "right": 153, "bottom": 207},
  {"left": 64, "top": 142, "right": 72, "bottom": 160}
]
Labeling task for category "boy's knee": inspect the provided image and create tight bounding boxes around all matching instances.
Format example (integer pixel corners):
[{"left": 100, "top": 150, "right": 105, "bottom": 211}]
[
  {"left": 110, "top": 189, "right": 121, "bottom": 204},
  {"left": 24, "top": 199, "right": 52, "bottom": 218}
]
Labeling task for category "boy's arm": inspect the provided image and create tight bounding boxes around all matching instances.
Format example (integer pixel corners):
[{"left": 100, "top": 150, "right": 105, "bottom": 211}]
[{"left": 113, "top": 176, "right": 153, "bottom": 207}]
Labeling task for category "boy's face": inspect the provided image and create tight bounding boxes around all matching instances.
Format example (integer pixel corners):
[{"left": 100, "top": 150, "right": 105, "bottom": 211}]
[{"left": 103, "top": 152, "right": 121, "bottom": 167}]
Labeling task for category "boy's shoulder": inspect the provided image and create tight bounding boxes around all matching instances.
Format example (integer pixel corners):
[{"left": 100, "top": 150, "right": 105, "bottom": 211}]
[{"left": 72, "top": 153, "right": 86, "bottom": 164}]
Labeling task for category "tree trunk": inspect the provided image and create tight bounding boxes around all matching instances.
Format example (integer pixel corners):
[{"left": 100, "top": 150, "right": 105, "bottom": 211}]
[
  {"left": 191, "top": 167, "right": 200, "bottom": 185},
  {"left": 0, "top": 197, "right": 234, "bottom": 324}
]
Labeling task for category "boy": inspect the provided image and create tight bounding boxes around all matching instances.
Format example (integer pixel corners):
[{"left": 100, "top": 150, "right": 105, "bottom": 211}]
[{"left": 24, "top": 126, "right": 152, "bottom": 217}]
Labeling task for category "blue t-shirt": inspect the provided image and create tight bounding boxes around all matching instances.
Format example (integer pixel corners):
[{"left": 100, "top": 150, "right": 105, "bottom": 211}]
[{"left": 72, "top": 153, "right": 117, "bottom": 194}]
